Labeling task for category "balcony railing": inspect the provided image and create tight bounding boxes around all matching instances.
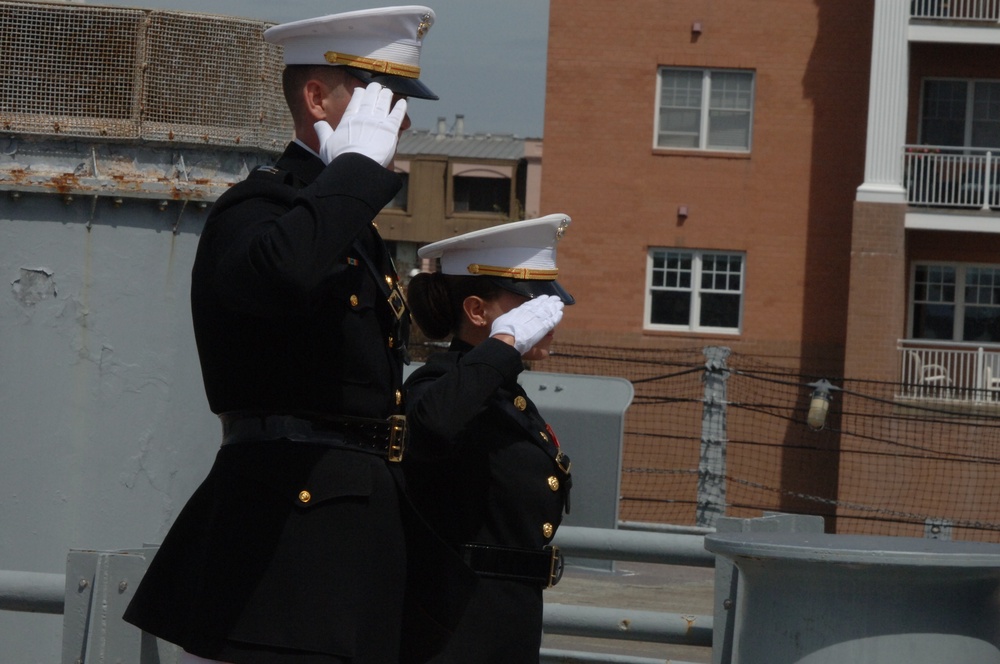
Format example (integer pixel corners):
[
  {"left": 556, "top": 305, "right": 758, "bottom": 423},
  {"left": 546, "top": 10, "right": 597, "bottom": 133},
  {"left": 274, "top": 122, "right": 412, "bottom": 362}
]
[
  {"left": 897, "top": 340, "right": 1000, "bottom": 402},
  {"left": 911, "top": 0, "right": 1000, "bottom": 22},
  {"left": 904, "top": 146, "right": 1000, "bottom": 209}
]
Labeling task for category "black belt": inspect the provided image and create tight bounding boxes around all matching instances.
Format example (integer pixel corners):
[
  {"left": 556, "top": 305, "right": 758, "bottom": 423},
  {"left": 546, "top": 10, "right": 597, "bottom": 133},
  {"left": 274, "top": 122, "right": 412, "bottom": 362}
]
[
  {"left": 459, "top": 543, "right": 564, "bottom": 588},
  {"left": 219, "top": 412, "right": 406, "bottom": 462}
]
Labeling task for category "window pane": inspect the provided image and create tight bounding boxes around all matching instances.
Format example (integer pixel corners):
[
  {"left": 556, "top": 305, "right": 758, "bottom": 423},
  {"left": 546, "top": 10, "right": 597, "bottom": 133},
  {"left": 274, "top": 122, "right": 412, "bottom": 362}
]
[
  {"left": 656, "top": 251, "right": 692, "bottom": 290},
  {"left": 921, "top": 80, "right": 967, "bottom": 146},
  {"left": 701, "top": 254, "right": 743, "bottom": 291},
  {"left": 965, "top": 267, "right": 1000, "bottom": 305},
  {"left": 650, "top": 290, "right": 691, "bottom": 325},
  {"left": 710, "top": 72, "right": 753, "bottom": 111},
  {"left": 707, "top": 72, "right": 752, "bottom": 150},
  {"left": 661, "top": 69, "right": 703, "bottom": 107},
  {"left": 453, "top": 176, "right": 510, "bottom": 214},
  {"left": 963, "top": 306, "right": 1000, "bottom": 342},
  {"left": 707, "top": 110, "right": 751, "bottom": 150},
  {"left": 659, "top": 109, "right": 700, "bottom": 148},
  {"left": 972, "top": 82, "right": 1000, "bottom": 148},
  {"left": 912, "top": 303, "right": 956, "bottom": 339},
  {"left": 913, "top": 265, "right": 956, "bottom": 303},
  {"left": 658, "top": 69, "right": 703, "bottom": 148},
  {"left": 699, "top": 293, "right": 741, "bottom": 328}
]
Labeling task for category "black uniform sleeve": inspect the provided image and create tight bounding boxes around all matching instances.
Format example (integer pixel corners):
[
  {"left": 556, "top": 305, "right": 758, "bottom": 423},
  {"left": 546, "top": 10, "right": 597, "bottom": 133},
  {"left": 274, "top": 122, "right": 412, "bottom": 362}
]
[
  {"left": 208, "top": 153, "right": 402, "bottom": 315},
  {"left": 406, "top": 338, "right": 524, "bottom": 448}
]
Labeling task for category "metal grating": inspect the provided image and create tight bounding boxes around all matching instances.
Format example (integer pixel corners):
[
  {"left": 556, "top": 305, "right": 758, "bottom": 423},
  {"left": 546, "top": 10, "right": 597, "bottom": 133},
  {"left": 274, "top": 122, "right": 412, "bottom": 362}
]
[{"left": 0, "top": 1, "right": 292, "bottom": 152}]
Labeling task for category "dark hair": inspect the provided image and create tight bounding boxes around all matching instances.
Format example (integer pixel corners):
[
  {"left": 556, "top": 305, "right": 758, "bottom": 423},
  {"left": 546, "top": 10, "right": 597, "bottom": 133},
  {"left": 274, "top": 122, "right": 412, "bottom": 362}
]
[
  {"left": 281, "top": 65, "right": 346, "bottom": 119},
  {"left": 407, "top": 272, "right": 503, "bottom": 339}
]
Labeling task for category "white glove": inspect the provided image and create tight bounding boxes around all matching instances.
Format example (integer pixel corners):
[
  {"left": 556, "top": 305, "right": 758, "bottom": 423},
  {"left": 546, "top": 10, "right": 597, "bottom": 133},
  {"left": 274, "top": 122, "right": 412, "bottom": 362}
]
[
  {"left": 314, "top": 82, "right": 407, "bottom": 167},
  {"left": 490, "top": 295, "right": 565, "bottom": 355}
]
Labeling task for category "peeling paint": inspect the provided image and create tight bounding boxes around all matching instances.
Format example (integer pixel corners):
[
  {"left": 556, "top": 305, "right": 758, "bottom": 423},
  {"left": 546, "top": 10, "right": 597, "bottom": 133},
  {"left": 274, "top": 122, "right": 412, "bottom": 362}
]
[{"left": 10, "top": 267, "right": 55, "bottom": 306}]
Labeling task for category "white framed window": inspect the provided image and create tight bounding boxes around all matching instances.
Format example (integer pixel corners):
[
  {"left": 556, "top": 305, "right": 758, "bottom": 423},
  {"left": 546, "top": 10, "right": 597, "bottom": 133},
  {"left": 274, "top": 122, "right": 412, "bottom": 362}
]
[
  {"left": 910, "top": 262, "right": 1000, "bottom": 342},
  {"left": 655, "top": 67, "right": 755, "bottom": 152},
  {"left": 920, "top": 78, "right": 1000, "bottom": 148},
  {"left": 645, "top": 249, "right": 745, "bottom": 333}
]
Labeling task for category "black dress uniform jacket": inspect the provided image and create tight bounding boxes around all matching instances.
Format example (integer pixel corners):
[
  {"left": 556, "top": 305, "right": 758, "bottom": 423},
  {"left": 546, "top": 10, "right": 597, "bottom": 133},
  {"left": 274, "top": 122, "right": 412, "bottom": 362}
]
[
  {"left": 403, "top": 337, "right": 572, "bottom": 664},
  {"left": 123, "top": 143, "right": 413, "bottom": 664}
]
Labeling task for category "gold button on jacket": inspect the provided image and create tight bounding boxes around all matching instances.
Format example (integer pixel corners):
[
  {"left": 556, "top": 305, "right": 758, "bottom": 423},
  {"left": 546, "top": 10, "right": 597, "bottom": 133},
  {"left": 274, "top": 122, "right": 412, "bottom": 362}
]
[{"left": 542, "top": 522, "right": 554, "bottom": 538}]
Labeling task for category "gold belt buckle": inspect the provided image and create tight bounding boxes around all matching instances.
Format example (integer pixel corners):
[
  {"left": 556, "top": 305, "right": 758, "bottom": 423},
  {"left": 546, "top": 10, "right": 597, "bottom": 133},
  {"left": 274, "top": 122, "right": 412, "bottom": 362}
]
[
  {"left": 545, "top": 545, "right": 564, "bottom": 588},
  {"left": 387, "top": 414, "right": 406, "bottom": 462}
]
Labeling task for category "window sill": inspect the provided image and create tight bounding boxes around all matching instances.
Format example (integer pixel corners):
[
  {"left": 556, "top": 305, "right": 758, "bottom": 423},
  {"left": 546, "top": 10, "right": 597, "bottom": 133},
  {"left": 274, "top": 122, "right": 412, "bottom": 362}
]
[
  {"left": 642, "top": 328, "right": 742, "bottom": 339},
  {"left": 651, "top": 148, "right": 751, "bottom": 160},
  {"left": 446, "top": 211, "right": 512, "bottom": 221}
]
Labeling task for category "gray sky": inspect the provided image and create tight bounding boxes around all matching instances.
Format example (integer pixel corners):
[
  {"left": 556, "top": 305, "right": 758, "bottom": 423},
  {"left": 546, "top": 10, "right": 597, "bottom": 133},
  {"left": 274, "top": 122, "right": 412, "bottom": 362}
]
[{"left": 93, "top": 0, "right": 550, "bottom": 138}]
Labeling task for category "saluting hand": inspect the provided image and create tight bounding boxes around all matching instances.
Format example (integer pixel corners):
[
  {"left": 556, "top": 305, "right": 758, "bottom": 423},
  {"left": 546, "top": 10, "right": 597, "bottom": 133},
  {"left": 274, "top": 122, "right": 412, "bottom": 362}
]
[
  {"left": 490, "top": 295, "right": 565, "bottom": 355},
  {"left": 314, "top": 82, "right": 407, "bottom": 167}
]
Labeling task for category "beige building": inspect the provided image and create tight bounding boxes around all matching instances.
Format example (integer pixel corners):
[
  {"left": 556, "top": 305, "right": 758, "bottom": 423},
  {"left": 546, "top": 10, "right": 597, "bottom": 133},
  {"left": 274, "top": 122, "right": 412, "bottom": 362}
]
[{"left": 379, "top": 117, "right": 543, "bottom": 279}]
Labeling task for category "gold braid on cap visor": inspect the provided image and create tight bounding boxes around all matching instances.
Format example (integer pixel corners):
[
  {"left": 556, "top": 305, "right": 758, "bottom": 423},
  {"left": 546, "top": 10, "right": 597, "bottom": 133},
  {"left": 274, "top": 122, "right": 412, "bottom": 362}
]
[
  {"left": 467, "top": 264, "right": 559, "bottom": 280},
  {"left": 324, "top": 52, "right": 421, "bottom": 78}
]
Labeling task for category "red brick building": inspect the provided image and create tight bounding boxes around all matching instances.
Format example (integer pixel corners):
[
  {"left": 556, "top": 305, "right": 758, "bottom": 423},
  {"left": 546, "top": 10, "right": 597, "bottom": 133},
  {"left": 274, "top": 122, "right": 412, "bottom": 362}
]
[
  {"left": 543, "top": 0, "right": 1000, "bottom": 387},
  {"left": 541, "top": 1, "right": 1000, "bottom": 535}
]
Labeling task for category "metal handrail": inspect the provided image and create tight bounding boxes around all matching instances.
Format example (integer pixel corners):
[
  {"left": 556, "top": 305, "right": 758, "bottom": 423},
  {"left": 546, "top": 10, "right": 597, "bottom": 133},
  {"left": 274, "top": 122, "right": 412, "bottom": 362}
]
[
  {"left": 0, "top": 571, "right": 64, "bottom": 615},
  {"left": 904, "top": 146, "right": 999, "bottom": 209},
  {"left": 1, "top": 527, "right": 717, "bottom": 664}
]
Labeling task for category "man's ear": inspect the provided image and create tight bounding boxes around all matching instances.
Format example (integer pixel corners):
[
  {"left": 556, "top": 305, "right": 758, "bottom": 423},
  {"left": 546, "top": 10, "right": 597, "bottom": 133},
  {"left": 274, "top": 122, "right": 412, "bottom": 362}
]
[
  {"left": 462, "top": 295, "right": 490, "bottom": 328},
  {"left": 302, "top": 79, "right": 328, "bottom": 122}
]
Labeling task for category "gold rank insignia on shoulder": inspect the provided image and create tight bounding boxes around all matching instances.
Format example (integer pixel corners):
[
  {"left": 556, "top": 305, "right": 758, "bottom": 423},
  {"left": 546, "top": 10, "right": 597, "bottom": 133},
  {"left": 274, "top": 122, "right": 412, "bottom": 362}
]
[{"left": 387, "top": 286, "right": 406, "bottom": 320}]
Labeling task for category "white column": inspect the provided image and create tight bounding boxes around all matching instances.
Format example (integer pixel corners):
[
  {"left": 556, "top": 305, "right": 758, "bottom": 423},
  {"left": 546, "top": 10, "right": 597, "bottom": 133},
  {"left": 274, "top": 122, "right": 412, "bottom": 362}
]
[{"left": 857, "top": 0, "right": 910, "bottom": 203}]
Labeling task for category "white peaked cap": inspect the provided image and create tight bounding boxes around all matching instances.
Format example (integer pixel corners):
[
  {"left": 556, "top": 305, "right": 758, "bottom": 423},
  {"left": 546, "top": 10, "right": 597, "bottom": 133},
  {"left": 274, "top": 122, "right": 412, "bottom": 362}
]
[
  {"left": 418, "top": 214, "right": 574, "bottom": 303},
  {"left": 264, "top": 6, "right": 437, "bottom": 99}
]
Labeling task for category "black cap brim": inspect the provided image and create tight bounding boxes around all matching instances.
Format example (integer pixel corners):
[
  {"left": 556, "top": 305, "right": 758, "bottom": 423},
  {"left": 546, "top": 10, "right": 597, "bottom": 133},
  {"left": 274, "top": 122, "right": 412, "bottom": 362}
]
[
  {"left": 342, "top": 66, "right": 438, "bottom": 100},
  {"left": 488, "top": 277, "right": 575, "bottom": 305}
]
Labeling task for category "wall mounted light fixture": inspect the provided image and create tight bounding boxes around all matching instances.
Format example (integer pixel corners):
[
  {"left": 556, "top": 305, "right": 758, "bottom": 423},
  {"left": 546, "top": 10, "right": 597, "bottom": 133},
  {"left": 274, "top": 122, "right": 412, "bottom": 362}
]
[{"left": 806, "top": 379, "right": 838, "bottom": 431}]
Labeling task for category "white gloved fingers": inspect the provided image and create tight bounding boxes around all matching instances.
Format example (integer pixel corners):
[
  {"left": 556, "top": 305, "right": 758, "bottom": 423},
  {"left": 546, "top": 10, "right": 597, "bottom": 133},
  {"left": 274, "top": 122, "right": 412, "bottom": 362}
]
[
  {"left": 490, "top": 294, "right": 565, "bottom": 355},
  {"left": 318, "top": 81, "right": 401, "bottom": 167},
  {"left": 354, "top": 82, "right": 382, "bottom": 117},
  {"left": 372, "top": 85, "right": 395, "bottom": 118},
  {"left": 387, "top": 97, "right": 408, "bottom": 130},
  {"left": 342, "top": 84, "right": 367, "bottom": 121}
]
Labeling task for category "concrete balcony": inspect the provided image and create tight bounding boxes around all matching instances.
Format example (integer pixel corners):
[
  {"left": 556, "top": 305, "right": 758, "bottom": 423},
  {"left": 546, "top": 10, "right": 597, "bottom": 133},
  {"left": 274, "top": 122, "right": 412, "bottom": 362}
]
[
  {"left": 904, "top": 146, "right": 1000, "bottom": 233},
  {"left": 910, "top": 0, "right": 1000, "bottom": 44}
]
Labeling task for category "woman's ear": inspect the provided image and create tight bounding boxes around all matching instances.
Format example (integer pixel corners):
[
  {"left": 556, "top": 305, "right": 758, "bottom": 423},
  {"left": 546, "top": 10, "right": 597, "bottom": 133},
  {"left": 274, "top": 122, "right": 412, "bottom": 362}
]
[{"left": 462, "top": 295, "right": 490, "bottom": 329}]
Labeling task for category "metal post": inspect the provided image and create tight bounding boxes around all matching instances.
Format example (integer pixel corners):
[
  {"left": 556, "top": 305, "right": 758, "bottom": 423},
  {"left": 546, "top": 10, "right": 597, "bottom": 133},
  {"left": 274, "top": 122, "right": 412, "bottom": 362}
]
[
  {"left": 699, "top": 347, "right": 731, "bottom": 528},
  {"left": 62, "top": 548, "right": 180, "bottom": 664}
]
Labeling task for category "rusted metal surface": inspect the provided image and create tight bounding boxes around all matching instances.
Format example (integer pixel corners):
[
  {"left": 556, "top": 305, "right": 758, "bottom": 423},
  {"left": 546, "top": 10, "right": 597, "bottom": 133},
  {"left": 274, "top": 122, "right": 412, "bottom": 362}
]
[
  {"left": 0, "top": 1, "right": 291, "bottom": 151},
  {"left": 0, "top": 136, "right": 274, "bottom": 201}
]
